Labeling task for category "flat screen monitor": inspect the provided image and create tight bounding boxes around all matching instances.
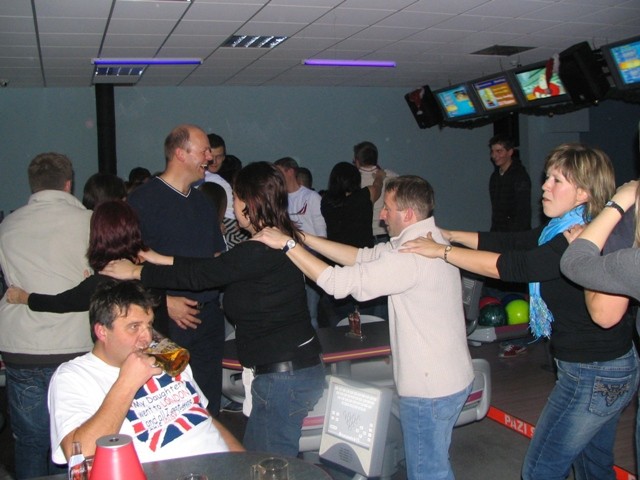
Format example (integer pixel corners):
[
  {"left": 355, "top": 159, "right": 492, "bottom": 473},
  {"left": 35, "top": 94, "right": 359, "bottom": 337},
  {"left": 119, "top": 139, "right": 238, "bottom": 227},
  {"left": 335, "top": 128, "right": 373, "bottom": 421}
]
[
  {"left": 471, "top": 73, "right": 521, "bottom": 113},
  {"left": 319, "top": 376, "right": 392, "bottom": 478},
  {"left": 602, "top": 35, "right": 640, "bottom": 90},
  {"left": 433, "top": 83, "right": 481, "bottom": 121},
  {"left": 514, "top": 60, "right": 571, "bottom": 107},
  {"left": 404, "top": 85, "right": 443, "bottom": 128}
]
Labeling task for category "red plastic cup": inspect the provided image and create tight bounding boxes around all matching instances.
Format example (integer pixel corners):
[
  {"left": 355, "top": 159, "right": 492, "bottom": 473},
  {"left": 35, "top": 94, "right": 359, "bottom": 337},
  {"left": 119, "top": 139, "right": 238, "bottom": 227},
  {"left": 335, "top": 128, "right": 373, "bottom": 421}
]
[{"left": 90, "top": 434, "right": 146, "bottom": 480}]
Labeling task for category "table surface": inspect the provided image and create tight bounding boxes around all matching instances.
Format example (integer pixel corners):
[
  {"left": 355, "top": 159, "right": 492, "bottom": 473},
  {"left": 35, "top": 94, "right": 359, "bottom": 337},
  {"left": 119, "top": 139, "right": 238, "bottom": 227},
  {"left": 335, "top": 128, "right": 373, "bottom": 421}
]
[
  {"left": 32, "top": 452, "right": 332, "bottom": 480},
  {"left": 222, "top": 321, "right": 391, "bottom": 370}
]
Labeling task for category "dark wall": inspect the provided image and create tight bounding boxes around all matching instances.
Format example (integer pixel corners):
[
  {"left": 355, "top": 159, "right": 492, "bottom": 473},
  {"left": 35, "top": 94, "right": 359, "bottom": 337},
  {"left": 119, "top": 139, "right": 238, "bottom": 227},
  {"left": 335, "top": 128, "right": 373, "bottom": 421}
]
[{"left": 581, "top": 100, "right": 640, "bottom": 185}]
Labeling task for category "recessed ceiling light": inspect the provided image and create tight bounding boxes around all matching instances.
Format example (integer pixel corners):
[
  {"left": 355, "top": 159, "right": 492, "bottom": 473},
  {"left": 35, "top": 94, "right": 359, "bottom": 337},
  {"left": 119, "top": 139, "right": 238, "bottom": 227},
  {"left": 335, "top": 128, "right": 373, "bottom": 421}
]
[{"left": 222, "top": 35, "right": 288, "bottom": 49}]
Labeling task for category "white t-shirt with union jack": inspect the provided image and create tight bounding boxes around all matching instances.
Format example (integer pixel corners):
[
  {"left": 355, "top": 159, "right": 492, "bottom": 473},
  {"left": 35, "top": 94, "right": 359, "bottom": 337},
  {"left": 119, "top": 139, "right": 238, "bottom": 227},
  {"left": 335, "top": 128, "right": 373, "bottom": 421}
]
[{"left": 49, "top": 352, "right": 229, "bottom": 464}]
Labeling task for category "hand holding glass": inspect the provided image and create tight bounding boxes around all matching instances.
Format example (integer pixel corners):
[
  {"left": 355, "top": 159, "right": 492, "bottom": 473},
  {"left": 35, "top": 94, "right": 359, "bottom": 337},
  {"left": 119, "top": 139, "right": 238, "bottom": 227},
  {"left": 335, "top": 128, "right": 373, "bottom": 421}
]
[{"left": 144, "top": 330, "right": 190, "bottom": 377}]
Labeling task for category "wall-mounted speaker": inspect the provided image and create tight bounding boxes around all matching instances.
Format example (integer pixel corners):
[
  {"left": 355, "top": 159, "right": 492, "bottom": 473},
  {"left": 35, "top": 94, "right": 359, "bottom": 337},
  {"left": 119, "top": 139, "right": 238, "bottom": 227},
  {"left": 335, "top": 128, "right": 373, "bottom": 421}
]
[
  {"left": 559, "top": 41, "right": 610, "bottom": 104},
  {"left": 404, "top": 85, "right": 443, "bottom": 129}
]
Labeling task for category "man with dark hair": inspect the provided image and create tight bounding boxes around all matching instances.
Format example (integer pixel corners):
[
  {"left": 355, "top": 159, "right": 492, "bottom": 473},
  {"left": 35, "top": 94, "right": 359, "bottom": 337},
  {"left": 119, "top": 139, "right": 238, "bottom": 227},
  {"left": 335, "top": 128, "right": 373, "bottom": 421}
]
[
  {"left": 253, "top": 175, "right": 473, "bottom": 480},
  {"left": 274, "top": 156, "right": 326, "bottom": 329},
  {"left": 48, "top": 280, "right": 243, "bottom": 465},
  {"left": 353, "top": 141, "right": 397, "bottom": 320},
  {"left": 128, "top": 124, "right": 227, "bottom": 415},
  {"left": 296, "top": 166, "right": 313, "bottom": 190},
  {"left": 0, "top": 152, "right": 92, "bottom": 478},
  {"left": 202, "top": 133, "right": 236, "bottom": 230},
  {"left": 353, "top": 141, "right": 398, "bottom": 243},
  {"left": 488, "top": 134, "right": 531, "bottom": 232}
]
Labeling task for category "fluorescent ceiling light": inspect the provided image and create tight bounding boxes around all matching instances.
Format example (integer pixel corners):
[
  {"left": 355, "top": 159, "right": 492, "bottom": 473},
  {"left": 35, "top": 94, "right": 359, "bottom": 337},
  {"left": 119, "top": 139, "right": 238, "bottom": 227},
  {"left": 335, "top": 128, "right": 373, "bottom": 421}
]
[
  {"left": 222, "top": 35, "right": 288, "bottom": 49},
  {"left": 92, "top": 58, "right": 202, "bottom": 66},
  {"left": 304, "top": 59, "right": 396, "bottom": 68}
]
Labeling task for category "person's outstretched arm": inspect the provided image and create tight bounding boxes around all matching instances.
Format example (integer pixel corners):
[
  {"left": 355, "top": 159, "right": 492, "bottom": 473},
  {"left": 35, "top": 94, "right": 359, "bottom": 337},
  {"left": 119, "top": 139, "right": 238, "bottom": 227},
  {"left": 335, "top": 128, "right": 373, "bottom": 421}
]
[
  {"left": 400, "top": 232, "right": 500, "bottom": 278},
  {"left": 253, "top": 228, "right": 331, "bottom": 282},
  {"left": 300, "top": 232, "right": 360, "bottom": 267}
]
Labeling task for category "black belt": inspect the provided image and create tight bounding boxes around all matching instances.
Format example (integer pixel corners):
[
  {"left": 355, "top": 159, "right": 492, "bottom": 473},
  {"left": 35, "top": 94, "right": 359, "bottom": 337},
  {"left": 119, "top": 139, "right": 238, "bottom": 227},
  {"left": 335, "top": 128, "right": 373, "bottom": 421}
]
[
  {"left": 374, "top": 234, "right": 389, "bottom": 239},
  {"left": 252, "top": 355, "right": 321, "bottom": 375}
]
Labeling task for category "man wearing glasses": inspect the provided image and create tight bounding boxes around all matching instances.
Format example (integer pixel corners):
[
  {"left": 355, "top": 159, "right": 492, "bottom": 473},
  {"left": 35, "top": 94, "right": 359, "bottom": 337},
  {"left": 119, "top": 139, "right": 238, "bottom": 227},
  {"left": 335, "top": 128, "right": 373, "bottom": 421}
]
[{"left": 127, "top": 124, "right": 227, "bottom": 416}]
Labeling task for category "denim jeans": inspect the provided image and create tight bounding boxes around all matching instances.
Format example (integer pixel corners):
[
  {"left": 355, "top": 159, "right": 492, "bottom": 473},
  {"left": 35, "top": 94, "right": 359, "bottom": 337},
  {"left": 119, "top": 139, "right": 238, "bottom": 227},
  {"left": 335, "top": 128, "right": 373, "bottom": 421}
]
[
  {"left": 522, "top": 347, "right": 639, "bottom": 480},
  {"left": 243, "top": 363, "right": 325, "bottom": 456},
  {"left": 6, "top": 365, "right": 67, "bottom": 479},
  {"left": 305, "top": 283, "right": 321, "bottom": 330},
  {"left": 168, "top": 300, "right": 225, "bottom": 416},
  {"left": 399, "top": 382, "right": 472, "bottom": 480}
]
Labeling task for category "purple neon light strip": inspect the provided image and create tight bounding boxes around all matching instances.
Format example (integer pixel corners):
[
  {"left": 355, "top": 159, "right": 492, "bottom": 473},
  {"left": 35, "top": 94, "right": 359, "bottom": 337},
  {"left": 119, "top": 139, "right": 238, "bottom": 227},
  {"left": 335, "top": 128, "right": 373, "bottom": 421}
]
[
  {"left": 304, "top": 59, "right": 396, "bottom": 67},
  {"left": 92, "top": 58, "right": 202, "bottom": 66}
]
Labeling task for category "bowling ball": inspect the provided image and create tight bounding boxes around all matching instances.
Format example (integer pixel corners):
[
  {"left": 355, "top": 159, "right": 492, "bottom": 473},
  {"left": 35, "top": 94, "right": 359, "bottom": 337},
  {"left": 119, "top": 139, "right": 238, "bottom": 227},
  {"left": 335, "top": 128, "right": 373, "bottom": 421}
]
[
  {"left": 479, "top": 296, "right": 501, "bottom": 310},
  {"left": 479, "top": 303, "right": 507, "bottom": 327},
  {"left": 501, "top": 293, "right": 525, "bottom": 306},
  {"left": 505, "top": 299, "right": 529, "bottom": 325}
]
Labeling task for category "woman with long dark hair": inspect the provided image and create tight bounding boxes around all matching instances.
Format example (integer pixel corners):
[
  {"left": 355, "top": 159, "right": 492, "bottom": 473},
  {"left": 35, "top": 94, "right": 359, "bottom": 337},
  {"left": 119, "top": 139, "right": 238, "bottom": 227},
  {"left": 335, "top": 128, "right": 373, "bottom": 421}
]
[
  {"left": 319, "top": 162, "right": 385, "bottom": 325},
  {"left": 321, "top": 161, "right": 385, "bottom": 248},
  {"left": 101, "top": 161, "right": 324, "bottom": 457}
]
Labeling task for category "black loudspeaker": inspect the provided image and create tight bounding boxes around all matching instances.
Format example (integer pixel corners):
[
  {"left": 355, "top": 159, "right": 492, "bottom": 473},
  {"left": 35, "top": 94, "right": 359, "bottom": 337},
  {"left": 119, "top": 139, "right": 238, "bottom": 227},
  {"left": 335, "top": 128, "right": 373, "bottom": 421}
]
[
  {"left": 493, "top": 114, "right": 520, "bottom": 147},
  {"left": 559, "top": 41, "right": 610, "bottom": 104},
  {"left": 404, "top": 85, "right": 443, "bottom": 129}
]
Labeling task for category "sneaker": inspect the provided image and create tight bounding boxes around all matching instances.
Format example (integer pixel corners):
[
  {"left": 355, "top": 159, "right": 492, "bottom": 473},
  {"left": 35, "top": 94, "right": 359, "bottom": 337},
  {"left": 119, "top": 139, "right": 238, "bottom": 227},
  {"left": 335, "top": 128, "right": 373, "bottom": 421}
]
[
  {"left": 499, "top": 344, "right": 527, "bottom": 358},
  {"left": 220, "top": 400, "right": 243, "bottom": 413}
]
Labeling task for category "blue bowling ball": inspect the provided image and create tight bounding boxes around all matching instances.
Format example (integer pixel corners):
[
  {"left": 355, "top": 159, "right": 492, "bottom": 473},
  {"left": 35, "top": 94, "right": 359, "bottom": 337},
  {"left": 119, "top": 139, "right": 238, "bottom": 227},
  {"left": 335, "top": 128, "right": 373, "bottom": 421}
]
[{"left": 501, "top": 293, "right": 525, "bottom": 307}]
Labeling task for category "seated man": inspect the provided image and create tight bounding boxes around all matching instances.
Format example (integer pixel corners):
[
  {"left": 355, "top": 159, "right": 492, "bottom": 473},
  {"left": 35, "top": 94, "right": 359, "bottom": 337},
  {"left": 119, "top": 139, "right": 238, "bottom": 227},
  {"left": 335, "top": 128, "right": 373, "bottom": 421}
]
[{"left": 48, "top": 280, "right": 243, "bottom": 465}]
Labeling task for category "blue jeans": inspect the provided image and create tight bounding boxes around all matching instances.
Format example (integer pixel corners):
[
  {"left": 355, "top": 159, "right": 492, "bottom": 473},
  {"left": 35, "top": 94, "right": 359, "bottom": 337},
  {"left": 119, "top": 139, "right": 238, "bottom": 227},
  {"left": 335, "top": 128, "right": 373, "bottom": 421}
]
[
  {"left": 523, "top": 347, "right": 639, "bottom": 480},
  {"left": 243, "top": 363, "right": 325, "bottom": 456},
  {"left": 168, "top": 300, "right": 225, "bottom": 415},
  {"left": 305, "top": 282, "right": 321, "bottom": 330},
  {"left": 399, "top": 382, "right": 472, "bottom": 480},
  {"left": 6, "top": 365, "right": 67, "bottom": 479}
]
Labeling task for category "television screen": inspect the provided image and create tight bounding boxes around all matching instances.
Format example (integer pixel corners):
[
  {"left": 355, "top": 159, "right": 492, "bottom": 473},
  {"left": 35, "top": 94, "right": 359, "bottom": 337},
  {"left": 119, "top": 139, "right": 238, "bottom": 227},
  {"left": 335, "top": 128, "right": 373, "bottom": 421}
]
[
  {"left": 404, "top": 85, "right": 443, "bottom": 128},
  {"left": 602, "top": 36, "right": 640, "bottom": 90},
  {"left": 514, "top": 60, "right": 570, "bottom": 106},
  {"left": 434, "top": 84, "right": 481, "bottom": 120},
  {"left": 471, "top": 74, "right": 520, "bottom": 112}
]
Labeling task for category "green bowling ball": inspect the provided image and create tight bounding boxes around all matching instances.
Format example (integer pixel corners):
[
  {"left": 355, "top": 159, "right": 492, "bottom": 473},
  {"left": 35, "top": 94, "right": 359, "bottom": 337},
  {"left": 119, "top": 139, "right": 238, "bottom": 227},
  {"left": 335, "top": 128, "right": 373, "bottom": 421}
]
[
  {"left": 506, "top": 299, "right": 529, "bottom": 325},
  {"left": 479, "top": 303, "right": 507, "bottom": 327}
]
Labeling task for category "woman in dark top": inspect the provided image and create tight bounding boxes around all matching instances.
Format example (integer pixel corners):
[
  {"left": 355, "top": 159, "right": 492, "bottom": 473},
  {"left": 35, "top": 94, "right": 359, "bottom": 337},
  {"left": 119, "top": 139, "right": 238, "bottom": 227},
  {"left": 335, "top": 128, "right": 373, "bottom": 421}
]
[
  {"left": 4, "top": 200, "right": 174, "bottom": 334},
  {"left": 321, "top": 162, "right": 385, "bottom": 248},
  {"left": 319, "top": 162, "right": 385, "bottom": 325},
  {"left": 401, "top": 144, "right": 639, "bottom": 480},
  {"left": 102, "top": 162, "right": 324, "bottom": 457}
]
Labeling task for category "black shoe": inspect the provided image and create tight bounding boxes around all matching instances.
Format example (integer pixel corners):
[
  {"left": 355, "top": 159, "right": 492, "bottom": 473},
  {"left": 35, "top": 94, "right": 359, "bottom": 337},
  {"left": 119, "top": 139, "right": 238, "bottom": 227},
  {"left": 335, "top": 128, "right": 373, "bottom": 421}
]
[{"left": 220, "top": 400, "right": 243, "bottom": 413}]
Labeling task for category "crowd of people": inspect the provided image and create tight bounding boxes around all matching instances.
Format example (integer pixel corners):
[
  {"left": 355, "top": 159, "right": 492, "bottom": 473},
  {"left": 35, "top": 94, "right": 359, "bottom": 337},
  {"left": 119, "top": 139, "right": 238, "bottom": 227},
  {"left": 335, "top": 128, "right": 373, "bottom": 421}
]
[{"left": 0, "top": 124, "right": 639, "bottom": 480}]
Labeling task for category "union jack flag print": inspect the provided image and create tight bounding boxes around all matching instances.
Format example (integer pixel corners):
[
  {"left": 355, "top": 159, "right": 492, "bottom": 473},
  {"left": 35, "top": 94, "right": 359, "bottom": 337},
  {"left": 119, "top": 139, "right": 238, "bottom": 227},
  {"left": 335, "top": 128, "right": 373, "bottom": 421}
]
[{"left": 126, "top": 373, "right": 209, "bottom": 452}]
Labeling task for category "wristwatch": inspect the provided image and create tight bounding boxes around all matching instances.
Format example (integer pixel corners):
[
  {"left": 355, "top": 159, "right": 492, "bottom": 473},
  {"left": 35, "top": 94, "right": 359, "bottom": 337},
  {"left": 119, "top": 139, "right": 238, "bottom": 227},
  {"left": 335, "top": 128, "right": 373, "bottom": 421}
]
[{"left": 282, "top": 238, "right": 297, "bottom": 253}]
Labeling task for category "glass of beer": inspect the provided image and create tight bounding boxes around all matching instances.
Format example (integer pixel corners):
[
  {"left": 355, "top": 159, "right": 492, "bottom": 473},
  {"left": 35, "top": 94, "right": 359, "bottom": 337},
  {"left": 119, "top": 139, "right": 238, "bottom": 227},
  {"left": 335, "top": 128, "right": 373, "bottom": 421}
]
[{"left": 144, "top": 330, "right": 190, "bottom": 377}]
